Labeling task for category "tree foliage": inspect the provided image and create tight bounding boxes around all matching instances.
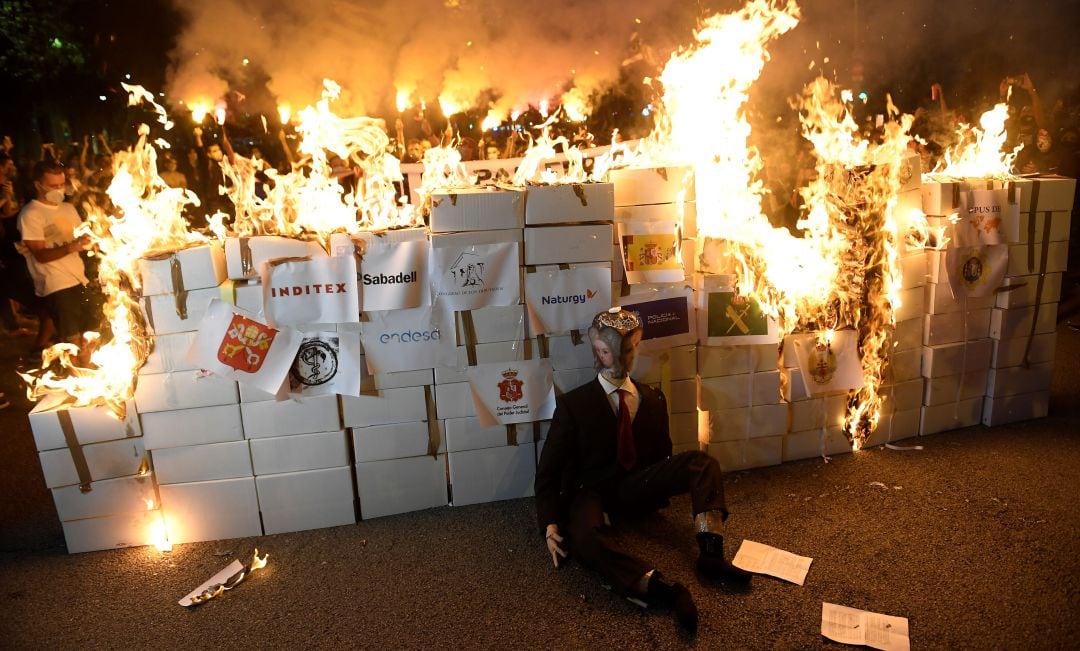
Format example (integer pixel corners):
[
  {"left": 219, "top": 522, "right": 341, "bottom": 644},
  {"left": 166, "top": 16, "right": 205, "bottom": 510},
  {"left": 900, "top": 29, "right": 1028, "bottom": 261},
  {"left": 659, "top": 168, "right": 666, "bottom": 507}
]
[{"left": 0, "top": 0, "right": 86, "bottom": 83}]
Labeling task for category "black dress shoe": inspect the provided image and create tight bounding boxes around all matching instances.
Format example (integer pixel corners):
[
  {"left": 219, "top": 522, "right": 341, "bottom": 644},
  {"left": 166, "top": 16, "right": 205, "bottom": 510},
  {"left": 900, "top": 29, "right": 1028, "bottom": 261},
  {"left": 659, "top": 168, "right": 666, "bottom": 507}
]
[
  {"left": 697, "top": 532, "right": 753, "bottom": 584},
  {"left": 646, "top": 571, "right": 699, "bottom": 634}
]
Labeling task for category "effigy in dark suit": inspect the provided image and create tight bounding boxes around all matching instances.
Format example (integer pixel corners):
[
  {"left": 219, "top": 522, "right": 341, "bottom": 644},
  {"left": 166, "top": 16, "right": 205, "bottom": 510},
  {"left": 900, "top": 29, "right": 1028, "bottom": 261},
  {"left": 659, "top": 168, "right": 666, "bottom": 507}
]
[{"left": 535, "top": 307, "right": 752, "bottom": 634}]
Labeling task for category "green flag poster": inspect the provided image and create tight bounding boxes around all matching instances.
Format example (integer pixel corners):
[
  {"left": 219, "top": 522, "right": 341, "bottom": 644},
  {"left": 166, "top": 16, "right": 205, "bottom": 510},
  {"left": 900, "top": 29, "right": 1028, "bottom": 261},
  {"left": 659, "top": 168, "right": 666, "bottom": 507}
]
[{"left": 707, "top": 291, "right": 769, "bottom": 338}]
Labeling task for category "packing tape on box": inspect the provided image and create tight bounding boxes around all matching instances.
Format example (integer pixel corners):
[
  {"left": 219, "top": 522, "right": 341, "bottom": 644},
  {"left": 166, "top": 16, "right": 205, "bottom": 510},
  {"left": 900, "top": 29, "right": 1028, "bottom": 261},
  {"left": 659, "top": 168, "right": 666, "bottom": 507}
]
[
  {"left": 169, "top": 255, "right": 189, "bottom": 321},
  {"left": 459, "top": 310, "right": 479, "bottom": 366},
  {"left": 1022, "top": 212, "right": 1053, "bottom": 368},
  {"left": 1025, "top": 180, "right": 1041, "bottom": 272},
  {"left": 144, "top": 296, "right": 155, "bottom": 331},
  {"left": 57, "top": 409, "right": 93, "bottom": 493},
  {"left": 571, "top": 184, "right": 589, "bottom": 206},
  {"left": 535, "top": 334, "right": 550, "bottom": 361},
  {"left": 505, "top": 423, "right": 518, "bottom": 446},
  {"left": 239, "top": 236, "right": 253, "bottom": 276},
  {"left": 219, "top": 279, "right": 236, "bottom": 305},
  {"left": 424, "top": 385, "right": 441, "bottom": 457},
  {"left": 532, "top": 421, "right": 543, "bottom": 443}
]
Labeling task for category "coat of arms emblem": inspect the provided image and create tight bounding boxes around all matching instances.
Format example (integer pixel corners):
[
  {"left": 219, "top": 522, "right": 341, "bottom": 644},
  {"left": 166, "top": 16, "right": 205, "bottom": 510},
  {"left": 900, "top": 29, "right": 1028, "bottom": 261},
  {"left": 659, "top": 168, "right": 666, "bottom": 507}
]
[
  {"left": 498, "top": 368, "right": 524, "bottom": 403},
  {"left": 807, "top": 340, "right": 838, "bottom": 385},
  {"left": 217, "top": 314, "right": 278, "bottom": 373}
]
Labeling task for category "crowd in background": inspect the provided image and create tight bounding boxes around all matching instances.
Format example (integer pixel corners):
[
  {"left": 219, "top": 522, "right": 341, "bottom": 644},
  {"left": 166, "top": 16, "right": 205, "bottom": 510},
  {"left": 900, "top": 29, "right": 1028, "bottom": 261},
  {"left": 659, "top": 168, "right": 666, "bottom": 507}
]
[{"left": 2, "top": 73, "right": 1079, "bottom": 371}]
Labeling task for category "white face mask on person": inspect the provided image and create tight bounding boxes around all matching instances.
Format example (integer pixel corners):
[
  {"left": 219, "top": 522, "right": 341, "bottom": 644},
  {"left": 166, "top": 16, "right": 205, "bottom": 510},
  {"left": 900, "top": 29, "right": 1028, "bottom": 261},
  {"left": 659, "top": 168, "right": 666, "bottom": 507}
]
[{"left": 45, "top": 188, "right": 66, "bottom": 204}]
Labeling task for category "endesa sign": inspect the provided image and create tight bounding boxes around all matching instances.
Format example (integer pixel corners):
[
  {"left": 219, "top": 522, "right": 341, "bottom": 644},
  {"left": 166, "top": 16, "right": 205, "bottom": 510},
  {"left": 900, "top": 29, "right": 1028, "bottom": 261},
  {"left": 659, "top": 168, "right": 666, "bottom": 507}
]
[
  {"left": 359, "top": 305, "right": 456, "bottom": 373},
  {"left": 359, "top": 239, "right": 430, "bottom": 311}
]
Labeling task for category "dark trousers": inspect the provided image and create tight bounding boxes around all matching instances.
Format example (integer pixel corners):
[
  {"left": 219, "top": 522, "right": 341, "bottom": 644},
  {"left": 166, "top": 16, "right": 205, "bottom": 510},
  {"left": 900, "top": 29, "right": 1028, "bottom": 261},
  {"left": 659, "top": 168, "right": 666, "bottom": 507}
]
[{"left": 563, "top": 450, "right": 726, "bottom": 595}]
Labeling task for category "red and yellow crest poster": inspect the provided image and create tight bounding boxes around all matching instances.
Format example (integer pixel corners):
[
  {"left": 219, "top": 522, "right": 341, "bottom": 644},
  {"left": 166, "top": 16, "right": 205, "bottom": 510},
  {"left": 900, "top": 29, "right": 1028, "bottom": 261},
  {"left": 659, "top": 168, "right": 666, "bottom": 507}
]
[
  {"left": 618, "top": 221, "right": 685, "bottom": 284},
  {"left": 217, "top": 314, "right": 278, "bottom": 373}
]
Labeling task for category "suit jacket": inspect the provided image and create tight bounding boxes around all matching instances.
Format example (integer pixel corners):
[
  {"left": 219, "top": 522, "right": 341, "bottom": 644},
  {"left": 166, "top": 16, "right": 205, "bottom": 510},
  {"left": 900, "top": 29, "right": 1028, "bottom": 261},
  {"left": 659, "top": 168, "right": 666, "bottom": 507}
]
[{"left": 535, "top": 377, "right": 671, "bottom": 530}]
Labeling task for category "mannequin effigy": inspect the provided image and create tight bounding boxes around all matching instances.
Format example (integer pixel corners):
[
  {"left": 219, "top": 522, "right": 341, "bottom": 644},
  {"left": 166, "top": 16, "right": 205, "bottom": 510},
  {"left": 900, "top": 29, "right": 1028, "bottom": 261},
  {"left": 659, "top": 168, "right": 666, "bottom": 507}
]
[{"left": 535, "top": 307, "right": 752, "bottom": 634}]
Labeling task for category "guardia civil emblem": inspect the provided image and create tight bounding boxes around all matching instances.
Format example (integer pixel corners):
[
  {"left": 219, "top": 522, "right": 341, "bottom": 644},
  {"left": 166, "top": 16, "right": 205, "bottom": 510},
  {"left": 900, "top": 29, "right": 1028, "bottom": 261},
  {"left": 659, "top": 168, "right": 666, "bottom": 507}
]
[
  {"left": 498, "top": 368, "right": 524, "bottom": 403},
  {"left": 807, "top": 340, "right": 838, "bottom": 385},
  {"left": 217, "top": 314, "right": 278, "bottom": 374}
]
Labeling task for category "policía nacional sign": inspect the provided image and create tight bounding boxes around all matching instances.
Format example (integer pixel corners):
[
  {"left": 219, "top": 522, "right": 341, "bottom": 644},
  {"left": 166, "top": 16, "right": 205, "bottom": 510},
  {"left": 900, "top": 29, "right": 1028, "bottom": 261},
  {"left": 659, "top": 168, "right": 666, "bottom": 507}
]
[{"left": 621, "top": 288, "right": 696, "bottom": 349}]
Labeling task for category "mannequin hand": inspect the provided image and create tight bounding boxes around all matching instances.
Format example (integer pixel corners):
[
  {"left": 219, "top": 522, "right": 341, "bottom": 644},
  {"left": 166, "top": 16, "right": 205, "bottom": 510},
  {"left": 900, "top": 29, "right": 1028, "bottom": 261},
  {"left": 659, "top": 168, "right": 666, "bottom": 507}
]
[{"left": 545, "top": 524, "right": 567, "bottom": 568}]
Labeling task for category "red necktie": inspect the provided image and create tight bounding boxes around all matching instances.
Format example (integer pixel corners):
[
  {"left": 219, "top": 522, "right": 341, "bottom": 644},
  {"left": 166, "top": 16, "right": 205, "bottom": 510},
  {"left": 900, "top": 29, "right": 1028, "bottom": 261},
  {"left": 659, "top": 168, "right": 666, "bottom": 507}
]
[{"left": 616, "top": 388, "right": 636, "bottom": 470}]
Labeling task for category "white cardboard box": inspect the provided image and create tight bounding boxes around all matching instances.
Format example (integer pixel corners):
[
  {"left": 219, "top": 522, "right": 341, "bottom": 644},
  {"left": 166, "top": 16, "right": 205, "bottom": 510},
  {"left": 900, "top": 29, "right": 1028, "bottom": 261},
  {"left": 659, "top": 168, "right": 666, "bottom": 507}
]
[
  {"left": 884, "top": 347, "right": 922, "bottom": 383},
  {"left": 922, "top": 339, "right": 993, "bottom": 378},
  {"left": 225, "top": 235, "right": 328, "bottom": 280},
  {"left": 61, "top": 509, "right": 162, "bottom": 554},
  {"left": 352, "top": 421, "right": 445, "bottom": 463},
  {"left": 434, "top": 382, "right": 474, "bottom": 420},
  {"left": 919, "top": 397, "right": 983, "bottom": 435},
  {"left": 1012, "top": 176, "right": 1077, "bottom": 213},
  {"left": 923, "top": 370, "right": 989, "bottom": 406},
  {"left": 240, "top": 395, "right": 342, "bottom": 438},
  {"left": 542, "top": 334, "right": 596, "bottom": 370},
  {"left": 257, "top": 466, "right": 355, "bottom": 534},
  {"left": 699, "top": 404, "right": 787, "bottom": 442},
  {"left": 429, "top": 227, "right": 523, "bottom": 249},
  {"left": 525, "top": 182, "right": 614, "bottom": 225},
  {"left": 138, "top": 243, "right": 227, "bottom": 296},
  {"left": 614, "top": 201, "right": 697, "bottom": 239},
  {"left": 1017, "top": 209, "right": 1072, "bottom": 243},
  {"left": 139, "top": 404, "right": 244, "bottom": 450},
  {"left": 787, "top": 395, "right": 847, "bottom": 432},
  {"left": 524, "top": 223, "right": 613, "bottom": 265},
  {"left": 610, "top": 166, "right": 695, "bottom": 206},
  {"left": 52, "top": 472, "right": 157, "bottom": 521},
  {"left": 158, "top": 477, "right": 263, "bottom": 544},
  {"left": 29, "top": 398, "right": 141, "bottom": 452},
  {"left": 670, "top": 411, "right": 699, "bottom": 446},
  {"left": 435, "top": 340, "right": 530, "bottom": 384},
  {"left": 899, "top": 251, "right": 928, "bottom": 289},
  {"left": 143, "top": 285, "right": 227, "bottom": 335},
  {"left": 361, "top": 367, "right": 434, "bottom": 393},
  {"left": 151, "top": 440, "right": 253, "bottom": 484},
  {"left": 699, "top": 371, "right": 781, "bottom": 411},
  {"left": 696, "top": 345, "right": 751, "bottom": 378},
  {"left": 880, "top": 378, "right": 925, "bottom": 414},
  {"left": 982, "top": 391, "right": 1050, "bottom": 426},
  {"left": 863, "top": 408, "right": 921, "bottom": 446},
  {"left": 328, "top": 228, "right": 429, "bottom": 257},
  {"left": 894, "top": 317, "right": 924, "bottom": 352},
  {"left": 141, "top": 331, "right": 199, "bottom": 375},
  {"left": 924, "top": 282, "right": 995, "bottom": 315},
  {"left": 249, "top": 430, "right": 349, "bottom": 475},
  {"left": 341, "top": 386, "right": 430, "bottom": 427},
  {"left": 991, "top": 332, "right": 1056, "bottom": 369},
  {"left": 39, "top": 437, "right": 147, "bottom": 489},
  {"left": 923, "top": 309, "right": 991, "bottom": 346},
  {"left": 444, "top": 417, "right": 548, "bottom": 453},
  {"left": 134, "top": 370, "right": 239, "bottom": 414},
  {"left": 995, "top": 273, "right": 1063, "bottom": 309},
  {"left": 455, "top": 305, "right": 527, "bottom": 345},
  {"left": 894, "top": 285, "right": 925, "bottom": 322},
  {"left": 449, "top": 443, "right": 535, "bottom": 506},
  {"left": 921, "top": 178, "right": 1005, "bottom": 216},
  {"left": 989, "top": 303, "right": 1059, "bottom": 340},
  {"left": 553, "top": 367, "right": 597, "bottom": 394},
  {"left": 985, "top": 362, "right": 1053, "bottom": 399},
  {"left": 355, "top": 454, "right": 448, "bottom": 519},
  {"left": 783, "top": 427, "right": 852, "bottom": 462},
  {"left": 668, "top": 379, "right": 697, "bottom": 413},
  {"left": 706, "top": 436, "right": 782, "bottom": 472},
  {"left": 633, "top": 345, "right": 698, "bottom": 383},
  {"left": 430, "top": 186, "right": 525, "bottom": 233},
  {"left": 1006, "top": 240, "right": 1068, "bottom": 277}
]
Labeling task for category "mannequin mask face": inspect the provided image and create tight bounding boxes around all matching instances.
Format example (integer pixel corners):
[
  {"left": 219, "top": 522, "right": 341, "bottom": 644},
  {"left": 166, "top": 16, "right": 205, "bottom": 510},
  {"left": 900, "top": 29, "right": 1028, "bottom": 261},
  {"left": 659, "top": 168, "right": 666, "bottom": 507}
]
[{"left": 590, "top": 327, "right": 643, "bottom": 380}]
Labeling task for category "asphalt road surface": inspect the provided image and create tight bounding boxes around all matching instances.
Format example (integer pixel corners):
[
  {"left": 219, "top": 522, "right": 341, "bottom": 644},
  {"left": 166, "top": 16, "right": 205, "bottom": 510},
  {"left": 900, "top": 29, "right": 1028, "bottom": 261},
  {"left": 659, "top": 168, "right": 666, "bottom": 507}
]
[{"left": 1, "top": 322, "right": 1078, "bottom": 649}]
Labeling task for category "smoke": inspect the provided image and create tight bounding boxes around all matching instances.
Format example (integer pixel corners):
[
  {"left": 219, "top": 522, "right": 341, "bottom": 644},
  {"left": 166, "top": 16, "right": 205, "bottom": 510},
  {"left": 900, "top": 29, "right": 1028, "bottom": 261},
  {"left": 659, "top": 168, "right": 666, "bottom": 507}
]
[{"left": 166, "top": 0, "right": 736, "bottom": 119}]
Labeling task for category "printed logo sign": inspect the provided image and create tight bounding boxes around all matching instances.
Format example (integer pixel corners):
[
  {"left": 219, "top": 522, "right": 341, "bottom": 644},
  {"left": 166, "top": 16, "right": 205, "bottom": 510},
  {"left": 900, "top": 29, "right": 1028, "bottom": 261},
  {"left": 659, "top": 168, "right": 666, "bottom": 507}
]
[
  {"left": 618, "top": 221, "right": 684, "bottom": 284},
  {"left": 789, "top": 330, "right": 864, "bottom": 397},
  {"left": 287, "top": 330, "right": 363, "bottom": 397},
  {"left": 524, "top": 265, "right": 612, "bottom": 335},
  {"left": 955, "top": 188, "right": 1019, "bottom": 246},
  {"left": 360, "top": 239, "right": 430, "bottom": 311},
  {"left": 261, "top": 255, "right": 360, "bottom": 326},
  {"left": 430, "top": 242, "right": 520, "bottom": 310},
  {"left": 621, "top": 290, "right": 697, "bottom": 350},
  {"left": 806, "top": 342, "right": 839, "bottom": 385},
  {"left": 946, "top": 244, "right": 1007, "bottom": 299},
  {"left": 466, "top": 359, "right": 555, "bottom": 427},
  {"left": 187, "top": 299, "right": 303, "bottom": 395},
  {"left": 218, "top": 314, "right": 278, "bottom": 373},
  {"left": 707, "top": 291, "right": 769, "bottom": 338},
  {"left": 360, "top": 305, "right": 457, "bottom": 373}
]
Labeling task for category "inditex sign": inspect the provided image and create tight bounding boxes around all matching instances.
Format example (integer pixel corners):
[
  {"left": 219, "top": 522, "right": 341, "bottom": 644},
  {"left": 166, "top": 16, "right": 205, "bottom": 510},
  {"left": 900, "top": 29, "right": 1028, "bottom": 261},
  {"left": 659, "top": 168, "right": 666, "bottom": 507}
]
[{"left": 260, "top": 256, "right": 360, "bottom": 327}]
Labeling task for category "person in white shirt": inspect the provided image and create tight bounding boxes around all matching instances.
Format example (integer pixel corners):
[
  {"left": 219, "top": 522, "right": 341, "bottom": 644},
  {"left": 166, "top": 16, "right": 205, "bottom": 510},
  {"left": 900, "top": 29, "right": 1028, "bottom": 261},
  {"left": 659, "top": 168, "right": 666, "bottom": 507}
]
[{"left": 17, "top": 161, "right": 99, "bottom": 353}]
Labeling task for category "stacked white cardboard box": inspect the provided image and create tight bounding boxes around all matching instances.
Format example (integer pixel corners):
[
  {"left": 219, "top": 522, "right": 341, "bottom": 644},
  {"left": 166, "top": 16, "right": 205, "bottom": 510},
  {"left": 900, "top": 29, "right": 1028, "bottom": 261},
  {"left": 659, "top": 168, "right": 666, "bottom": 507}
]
[
  {"left": 29, "top": 397, "right": 156, "bottom": 553},
  {"left": 430, "top": 187, "right": 534, "bottom": 508},
  {"left": 133, "top": 243, "right": 266, "bottom": 545},
  {"left": 983, "top": 177, "right": 1074, "bottom": 425},
  {"left": 609, "top": 166, "right": 701, "bottom": 457}
]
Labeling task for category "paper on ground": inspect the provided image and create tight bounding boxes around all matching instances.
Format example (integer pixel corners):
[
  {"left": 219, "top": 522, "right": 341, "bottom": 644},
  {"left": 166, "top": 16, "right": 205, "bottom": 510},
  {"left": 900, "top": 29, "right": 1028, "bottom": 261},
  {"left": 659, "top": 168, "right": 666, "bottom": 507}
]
[
  {"left": 179, "top": 559, "right": 242, "bottom": 606},
  {"left": 821, "top": 602, "right": 910, "bottom": 651},
  {"left": 732, "top": 539, "right": 813, "bottom": 585}
]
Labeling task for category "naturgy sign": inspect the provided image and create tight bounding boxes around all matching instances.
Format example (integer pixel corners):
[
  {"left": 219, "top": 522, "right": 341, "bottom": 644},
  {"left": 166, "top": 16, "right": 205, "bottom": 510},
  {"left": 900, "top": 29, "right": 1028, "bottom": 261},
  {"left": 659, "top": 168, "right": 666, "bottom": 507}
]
[
  {"left": 359, "top": 239, "right": 430, "bottom": 311},
  {"left": 525, "top": 266, "right": 611, "bottom": 336}
]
